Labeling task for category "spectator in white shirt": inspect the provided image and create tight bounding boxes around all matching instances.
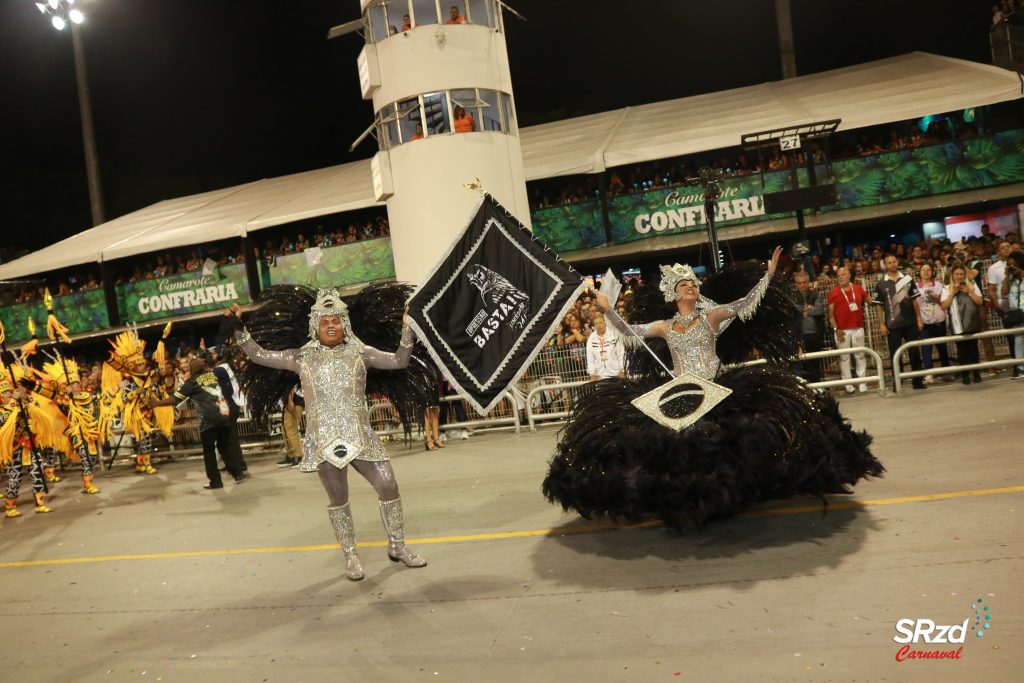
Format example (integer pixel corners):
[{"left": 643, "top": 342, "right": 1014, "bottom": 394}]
[
  {"left": 586, "top": 313, "right": 625, "bottom": 381},
  {"left": 987, "top": 240, "right": 1013, "bottom": 316}
]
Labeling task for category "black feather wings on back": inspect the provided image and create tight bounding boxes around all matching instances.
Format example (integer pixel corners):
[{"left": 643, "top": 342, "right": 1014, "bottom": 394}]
[{"left": 238, "top": 283, "right": 438, "bottom": 435}]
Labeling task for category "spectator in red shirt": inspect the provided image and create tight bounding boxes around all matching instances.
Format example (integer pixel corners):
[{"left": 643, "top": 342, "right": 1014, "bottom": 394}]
[{"left": 827, "top": 266, "right": 869, "bottom": 393}]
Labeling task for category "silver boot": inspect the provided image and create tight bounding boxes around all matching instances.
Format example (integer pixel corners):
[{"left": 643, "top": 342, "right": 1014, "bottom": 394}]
[
  {"left": 378, "top": 497, "right": 427, "bottom": 568},
  {"left": 327, "top": 503, "right": 364, "bottom": 581}
]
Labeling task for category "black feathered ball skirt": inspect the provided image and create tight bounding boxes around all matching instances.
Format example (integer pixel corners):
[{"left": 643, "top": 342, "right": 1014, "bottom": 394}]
[{"left": 541, "top": 365, "right": 883, "bottom": 530}]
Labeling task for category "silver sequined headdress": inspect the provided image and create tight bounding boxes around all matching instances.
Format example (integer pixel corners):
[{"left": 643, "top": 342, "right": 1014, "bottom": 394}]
[
  {"left": 308, "top": 288, "right": 359, "bottom": 344},
  {"left": 658, "top": 263, "right": 716, "bottom": 308},
  {"left": 659, "top": 263, "right": 699, "bottom": 302}
]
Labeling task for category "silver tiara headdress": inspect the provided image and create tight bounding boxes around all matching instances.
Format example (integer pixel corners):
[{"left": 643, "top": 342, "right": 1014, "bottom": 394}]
[
  {"left": 308, "top": 288, "right": 358, "bottom": 344},
  {"left": 659, "top": 263, "right": 698, "bottom": 302}
]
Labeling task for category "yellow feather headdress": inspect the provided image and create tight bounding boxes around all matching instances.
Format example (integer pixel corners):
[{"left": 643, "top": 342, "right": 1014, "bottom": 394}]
[
  {"left": 109, "top": 329, "right": 146, "bottom": 363},
  {"left": 42, "top": 357, "right": 80, "bottom": 386}
]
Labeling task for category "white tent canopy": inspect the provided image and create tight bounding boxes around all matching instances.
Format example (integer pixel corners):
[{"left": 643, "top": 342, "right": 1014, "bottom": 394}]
[
  {"left": 101, "top": 161, "right": 379, "bottom": 262},
  {"left": 2, "top": 52, "right": 1020, "bottom": 280},
  {"left": 0, "top": 159, "right": 379, "bottom": 280},
  {"left": 522, "top": 52, "right": 1024, "bottom": 176}
]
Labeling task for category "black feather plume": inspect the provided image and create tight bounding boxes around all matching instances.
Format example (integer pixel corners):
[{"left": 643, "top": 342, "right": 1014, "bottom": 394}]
[
  {"left": 701, "top": 263, "right": 801, "bottom": 365},
  {"left": 238, "top": 285, "right": 315, "bottom": 427},
  {"left": 542, "top": 366, "right": 882, "bottom": 530}
]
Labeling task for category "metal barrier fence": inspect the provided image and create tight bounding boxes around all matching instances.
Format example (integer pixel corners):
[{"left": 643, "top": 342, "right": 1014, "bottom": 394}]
[
  {"left": 100, "top": 413, "right": 283, "bottom": 470},
  {"left": 808, "top": 266, "right": 1011, "bottom": 378},
  {"left": 90, "top": 274, "right": 1020, "bottom": 466},
  {"left": 892, "top": 327, "right": 1024, "bottom": 393},
  {"left": 736, "top": 346, "right": 888, "bottom": 393},
  {"left": 524, "top": 380, "right": 587, "bottom": 431},
  {"left": 439, "top": 392, "right": 522, "bottom": 435}
]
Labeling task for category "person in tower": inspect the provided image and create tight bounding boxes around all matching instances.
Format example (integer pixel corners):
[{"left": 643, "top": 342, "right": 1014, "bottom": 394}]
[
  {"left": 453, "top": 105, "right": 476, "bottom": 133},
  {"left": 446, "top": 5, "right": 466, "bottom": 24}
]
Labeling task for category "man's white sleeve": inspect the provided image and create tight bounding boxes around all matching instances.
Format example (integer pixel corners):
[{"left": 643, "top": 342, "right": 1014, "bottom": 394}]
[{"left": 585, "top": 335, "right": 598, "bottom": 376}]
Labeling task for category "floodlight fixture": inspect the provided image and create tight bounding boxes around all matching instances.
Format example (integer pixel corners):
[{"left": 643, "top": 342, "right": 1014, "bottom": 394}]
[
  {"left": 35, "top": 0, "right": 84, "bottom": 31},
  {"left": 32, "top": 0, "right": 105, "bottom": 225}
]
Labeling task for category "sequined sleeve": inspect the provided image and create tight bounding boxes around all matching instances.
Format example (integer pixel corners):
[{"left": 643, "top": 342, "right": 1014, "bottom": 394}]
[
  {"left": 361, "top": 326, "right": 415, "bottom": 370},
  {"left": 710, "top": 271, "right": 772, "bottom": 332},
  {"left": 234, "top": 329, "right": 300, "bottom": 372},
  {"left": 605, "top": 310, "right": 667, "bottom": 340}
]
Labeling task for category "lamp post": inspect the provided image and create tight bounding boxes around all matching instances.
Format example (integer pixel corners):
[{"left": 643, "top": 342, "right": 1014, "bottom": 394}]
[{"left": 35, "top": 0, "right": 105, "bottom": 226}]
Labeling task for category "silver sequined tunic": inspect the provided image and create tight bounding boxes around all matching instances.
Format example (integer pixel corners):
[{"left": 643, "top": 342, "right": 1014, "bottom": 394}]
[
  {"left": 237, "top": 327, "right": 414, "bottom": 472},
  {"left": 616, "top": 272, "right": 772, "bottom": 380}
]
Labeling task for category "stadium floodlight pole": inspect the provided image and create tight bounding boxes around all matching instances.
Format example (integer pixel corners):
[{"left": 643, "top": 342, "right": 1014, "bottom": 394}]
[{"left": 35, "top": 0, "right": 105, "bottom": 226}]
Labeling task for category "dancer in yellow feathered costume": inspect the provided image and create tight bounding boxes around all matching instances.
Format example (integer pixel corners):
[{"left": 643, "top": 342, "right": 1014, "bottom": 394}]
[
  {"left": 31, "top": 357, "right": 102, "bottom": 494},
  {"left": 1, "top": 364, "right": 61, "bottom": 517},
  {"left": 98, "top": 325, "right": 174, "bottom": 475},
  {"left": 15, "top": 340, "right": 70, "bottom": 485}
]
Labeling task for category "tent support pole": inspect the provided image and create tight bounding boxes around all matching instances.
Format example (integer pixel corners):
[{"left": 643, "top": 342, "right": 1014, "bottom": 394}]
[
  {"left": 240, "top": 236, "right": 261, "bottom": 302},
  {"left": 100, "top": 260, "right": 120, "bottom": 327}
]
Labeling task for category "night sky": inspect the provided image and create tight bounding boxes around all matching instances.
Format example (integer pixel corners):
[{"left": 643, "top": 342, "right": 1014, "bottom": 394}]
[{"left": 0, "top": 0, "right": 994, "bottom": 254}]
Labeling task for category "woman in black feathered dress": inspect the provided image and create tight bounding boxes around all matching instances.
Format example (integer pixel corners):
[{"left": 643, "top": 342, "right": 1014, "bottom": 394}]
[{"left": 541, "top": 248, "right": 883, "bottom": 530}]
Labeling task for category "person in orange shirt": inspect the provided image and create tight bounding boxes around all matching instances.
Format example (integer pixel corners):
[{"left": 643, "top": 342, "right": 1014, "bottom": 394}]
[
  {"left": 410, "top": 123, "right": 424, "bottom": 141},
  {"left": 453, "top": 106, "right": 475, "bottom": 133},
  {"left": 445, "top": 5, "right": 466, "bottom": 24},
  {"left": 402, "top": 14, "right": 413, "bottom": 31}
]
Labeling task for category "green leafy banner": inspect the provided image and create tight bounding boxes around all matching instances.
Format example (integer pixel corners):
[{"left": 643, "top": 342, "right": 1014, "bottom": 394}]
[
  {"left": 262, "top": 237, "right": 396, "bottom": 288},
  {"left": 0, "top": 290, "right": 109, "bottom": 344},
  {"left": 116, "top": 263, "right": 251, "bottom": 323},
  {"left": 530, "top": 129, "right": 1024, "bottom": 251},
  {"left": 529, "top": 200, "right": 606, "bottom": 252},
  {"left": 829, "top": 129, "right": 1024, "bottom": 209}
]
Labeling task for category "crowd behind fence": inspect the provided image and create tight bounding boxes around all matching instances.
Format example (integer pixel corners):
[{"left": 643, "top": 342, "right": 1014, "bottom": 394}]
[{"left": 79, "top": 255, "right": 1023, "bottom": 468}]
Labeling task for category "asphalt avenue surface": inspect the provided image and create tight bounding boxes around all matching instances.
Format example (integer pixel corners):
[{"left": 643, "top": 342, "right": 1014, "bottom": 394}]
[{"left": 1, "top": 378, "right": 1021, "bottom": 682}]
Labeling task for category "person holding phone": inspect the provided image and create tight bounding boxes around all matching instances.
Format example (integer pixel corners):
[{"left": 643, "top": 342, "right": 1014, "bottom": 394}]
[{"left": 941, "top": 264, "right": 985, "bottom": 384}]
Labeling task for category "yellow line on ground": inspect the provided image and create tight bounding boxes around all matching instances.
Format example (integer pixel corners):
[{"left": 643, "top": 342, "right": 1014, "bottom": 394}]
[
  {"left": 1, "top": 486, "right": 1020, "bottom": 569},
  {"left": 736, "top": 484, "right": 1024, "bottom": 517}
]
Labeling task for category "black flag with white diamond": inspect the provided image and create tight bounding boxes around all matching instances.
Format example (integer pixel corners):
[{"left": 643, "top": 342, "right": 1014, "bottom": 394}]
[{"left": 407, "top": 194, "right": 585, "bottom": 416}]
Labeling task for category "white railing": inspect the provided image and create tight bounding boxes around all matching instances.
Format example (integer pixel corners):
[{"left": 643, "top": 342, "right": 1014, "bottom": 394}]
[
  {"left": 734, "top": 346, "right": 888, "bottom": 393},
  {"left": 525, "top": 380, "right": 589, "bottom": 431},
  {"left": 892, "top": 328, "right": 1024, "bottom": 393},
  {"left": 438, "top": 392, "right": 522, "bottom": 435}
]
